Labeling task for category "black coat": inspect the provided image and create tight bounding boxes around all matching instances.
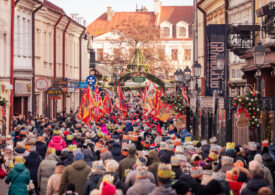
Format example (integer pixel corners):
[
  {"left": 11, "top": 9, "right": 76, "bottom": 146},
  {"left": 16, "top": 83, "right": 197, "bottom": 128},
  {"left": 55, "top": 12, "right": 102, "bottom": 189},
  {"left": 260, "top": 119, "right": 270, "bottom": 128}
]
[
  {"left": 172, "top": 166, "right": 182, "bottom": 180},
  {"left": 25, "top": 151, "right": 42, "bottom": 182},
  {"left": 35, "top": 141, "right": 47, "bottom": 159},
  {"left": 241, "top": 178, "right": 268, "bottom": 195},
  {"left": 109, "top": 142, "right": 122, "bottom": 162},
  {"left": 158, "top": 150, "right": 174, "bottom": 164},
  {"left": 83, "top": 171, "right": 104, "bottom": 195},
  {"left": 61, "top": 151, "right": 74, "bottom": 166}
]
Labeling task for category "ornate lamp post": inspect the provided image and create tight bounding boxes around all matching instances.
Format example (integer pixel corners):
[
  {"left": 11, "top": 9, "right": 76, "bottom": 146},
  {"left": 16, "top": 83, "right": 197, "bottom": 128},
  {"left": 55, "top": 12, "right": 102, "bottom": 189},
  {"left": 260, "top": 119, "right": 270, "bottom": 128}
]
[
  {"left": 253, "top": 42, "right": 265, "bottom": 142},
  {"left": 184, "top": 66, "right": 192, "bottom": 132},
  {"left": 193, "top": 61, "right": 202, "bottom": 138},
  {"left": 214, "top": 54, "right": 225, "bottom": 137}
]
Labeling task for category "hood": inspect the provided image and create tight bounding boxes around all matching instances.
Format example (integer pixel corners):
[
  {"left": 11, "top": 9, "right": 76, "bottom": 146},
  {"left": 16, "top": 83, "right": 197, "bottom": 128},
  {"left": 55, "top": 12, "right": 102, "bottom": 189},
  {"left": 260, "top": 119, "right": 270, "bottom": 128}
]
[
  {"left": 46, "top": 154, "right": 59, "bottom": 161},
  {"left": 54, "top": 165, "right": 65, "bottom": 174},
  {"left": 82, "top": 149, "right": 94, "bottom": 161},
  {"left": 52, "top": 135, "right": 62, "bottom": 143},
  {"left": 153, "top": 185, "right": 176, "bottom": 195},
  {"left": 14, "top": 163, "right": 26, "bottom": 172},
  {"left": 148, "top": 150, "right": 158, "bottom": 162},
  {"left": 72, "top": 160, "right": 87, "bottom": 170},
  {"left": 262, "top": 153, "right": 273, "bottom": 162},
  {"left": 110, "top": 142, "right": 121, "bottom": 156},
  {"left": 246, "top": 178, "right": 267, "bottom": 191},
  {"left": 29, "top": 151, "right": 40, "bottom": 158}
]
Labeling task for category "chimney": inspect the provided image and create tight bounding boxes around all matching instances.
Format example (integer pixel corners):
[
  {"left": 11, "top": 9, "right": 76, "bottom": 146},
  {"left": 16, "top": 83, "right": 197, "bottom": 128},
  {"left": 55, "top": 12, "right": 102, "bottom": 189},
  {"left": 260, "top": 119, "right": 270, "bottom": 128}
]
[
  {"left": 107, "top": 7, "right": 113, "bottom": 21},
  {"left": 154, "top": 0, "right": 161, "bottom": 15}
]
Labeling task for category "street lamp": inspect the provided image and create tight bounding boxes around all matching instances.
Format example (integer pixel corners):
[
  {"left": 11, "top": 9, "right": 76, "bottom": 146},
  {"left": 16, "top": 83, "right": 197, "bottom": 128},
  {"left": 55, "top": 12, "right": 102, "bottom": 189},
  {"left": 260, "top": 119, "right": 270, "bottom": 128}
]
[
  {"left": 193, "top": 61, "right": 202, "bottom": 138},
  {"left": 183, "top": 66, "right": 192, "bottom": 132},
  {"left": 213, "top": 54, "right": 225, "bottom": 138},
  {"left": 253, "top": 42, "right": 265, "bottom": 142}
]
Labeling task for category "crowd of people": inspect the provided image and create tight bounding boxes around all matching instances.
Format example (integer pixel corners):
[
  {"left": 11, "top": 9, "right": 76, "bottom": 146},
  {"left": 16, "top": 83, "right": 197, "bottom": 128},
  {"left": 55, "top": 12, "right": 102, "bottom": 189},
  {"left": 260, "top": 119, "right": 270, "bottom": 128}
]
[{"left": 0, "top": 93, "right": 275, "bottom": 195}]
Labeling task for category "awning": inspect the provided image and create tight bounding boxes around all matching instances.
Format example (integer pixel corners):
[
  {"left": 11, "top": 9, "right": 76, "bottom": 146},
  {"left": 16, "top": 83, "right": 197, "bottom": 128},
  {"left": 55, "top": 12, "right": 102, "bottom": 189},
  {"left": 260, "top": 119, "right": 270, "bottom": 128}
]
[{"left": 95, "top": 64, "right": 112, "bottom": 77}]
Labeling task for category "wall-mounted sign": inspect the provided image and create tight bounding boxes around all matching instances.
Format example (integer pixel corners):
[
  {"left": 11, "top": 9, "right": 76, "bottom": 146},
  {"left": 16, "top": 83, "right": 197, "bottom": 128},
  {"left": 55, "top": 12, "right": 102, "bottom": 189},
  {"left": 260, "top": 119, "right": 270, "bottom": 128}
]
[
  {"left": 132, "top": 76, "right": 146, "bottom": 83},
  {"left": 53, "top": 80, "right": 68, "bottom": 87},
  {"left": 205, "top": 24, "right": 226, "bottom": 96},
  {"left": 35, "top": 78, "right": 49, "bottom": 92},
  {"left": 47, "top": 87, "right": 63, "bottom": 96}
]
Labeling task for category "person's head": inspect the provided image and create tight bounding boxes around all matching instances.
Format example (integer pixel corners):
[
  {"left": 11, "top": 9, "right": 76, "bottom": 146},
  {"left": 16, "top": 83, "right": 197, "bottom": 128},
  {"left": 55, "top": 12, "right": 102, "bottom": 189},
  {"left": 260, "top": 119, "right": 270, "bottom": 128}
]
[
  {"left": 257, "top": 187, "right": 273, "bottom": 195},
  {"left": 66, "top": 183, "right": 76, "bottom": 192},
  {"left": 73, "top": 151, "right": 84, "bottom": 161},
  {"left": 105, "top": 160, "right": 119, "bottom": 172},
  {"left": 157, "top": 163, "right": 172, "bottom": 185},
  {"left": 92, "top": 160, "right": 105, "bottom": 172},
  {"left": 250, "top": 168, "right": 265, "bottom": 179}
]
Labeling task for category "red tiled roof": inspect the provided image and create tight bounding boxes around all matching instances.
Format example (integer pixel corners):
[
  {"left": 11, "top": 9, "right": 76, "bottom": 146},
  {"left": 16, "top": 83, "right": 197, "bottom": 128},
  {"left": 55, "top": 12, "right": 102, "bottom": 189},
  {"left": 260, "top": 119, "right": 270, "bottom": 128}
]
[
  {"left": 158, "top": 6, "right": 193, "bottom": 25},
  {"left": 44, "top": 0, "right": 65, "bottom": 15},
  {"left": 86, "top": 12, "right": 156, "bottom": 36},
  {"left": 87, "top": 6, "right": 193, "bottom": 37}
]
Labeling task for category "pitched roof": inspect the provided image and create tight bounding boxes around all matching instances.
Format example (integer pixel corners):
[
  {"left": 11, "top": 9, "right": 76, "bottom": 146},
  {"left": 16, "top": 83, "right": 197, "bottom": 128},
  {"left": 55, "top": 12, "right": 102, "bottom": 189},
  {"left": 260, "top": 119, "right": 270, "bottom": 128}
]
[
  {"left": 44, "top": 0, "right": 65, "bottom": 15},
  {"left": 86, "top": 6, "right": 193, "bottom": 37},
  {"left": 86, "top": 12, "right": 156, "bottom": 36},
  {"left": 158, "top": 6, "right": 193, "bottom": 25}
]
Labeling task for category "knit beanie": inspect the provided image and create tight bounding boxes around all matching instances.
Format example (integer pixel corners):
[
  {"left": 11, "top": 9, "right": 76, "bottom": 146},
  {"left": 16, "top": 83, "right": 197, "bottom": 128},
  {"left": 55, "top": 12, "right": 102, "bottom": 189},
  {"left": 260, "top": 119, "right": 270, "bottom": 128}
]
[
  {"left": 73, "top": 151, "right": 84, "bottom": 161},
  {"left": 101, "top": 181, "right": 116, "bottom": 195}
]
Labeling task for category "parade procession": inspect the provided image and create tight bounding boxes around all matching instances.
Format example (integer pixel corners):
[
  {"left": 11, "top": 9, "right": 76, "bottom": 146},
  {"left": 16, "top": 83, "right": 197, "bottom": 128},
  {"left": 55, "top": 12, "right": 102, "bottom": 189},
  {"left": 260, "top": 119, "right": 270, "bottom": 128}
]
[{"left": 0, "top": 0, "right": 275, "bottom": 194}]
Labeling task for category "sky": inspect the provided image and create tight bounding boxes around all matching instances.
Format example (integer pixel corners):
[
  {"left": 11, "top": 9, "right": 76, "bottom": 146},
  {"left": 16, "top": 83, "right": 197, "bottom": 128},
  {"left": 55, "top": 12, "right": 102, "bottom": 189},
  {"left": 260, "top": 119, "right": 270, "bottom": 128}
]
[{"left": 50, "top": 0, "right": 193, "bottom": 25}]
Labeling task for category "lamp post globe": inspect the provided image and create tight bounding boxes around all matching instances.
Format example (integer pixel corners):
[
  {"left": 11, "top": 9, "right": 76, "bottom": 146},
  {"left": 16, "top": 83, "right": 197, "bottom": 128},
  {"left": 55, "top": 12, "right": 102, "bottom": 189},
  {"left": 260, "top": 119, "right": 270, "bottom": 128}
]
[
  {"left": 254, "top": 42, "right": 265, "bottom": 67},
  {"left": 184, "top": 66, "right": 192, "bottom": 83},
  {"left": 193, "top": 61, "right": 202, "bottom": 78}
]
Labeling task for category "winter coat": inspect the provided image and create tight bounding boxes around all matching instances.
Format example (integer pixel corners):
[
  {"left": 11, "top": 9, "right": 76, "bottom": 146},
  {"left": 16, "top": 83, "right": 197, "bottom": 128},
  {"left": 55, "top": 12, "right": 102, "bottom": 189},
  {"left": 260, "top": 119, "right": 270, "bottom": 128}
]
[
  {"left": 98, "top": 172, "right": 125, "bottom": 191},
  {"left": 124, "top": 169, "right": 155, "bottom": 189},
  {"left": 241, "top": 178, "right": 268, "bottom": 195},
  {"left": 83, "top": 170, "right": 105, "bottom": 195},
  {"left": 228, "top": 181, "right": 243, "bottom": 195},
  {"left": 60, "top": 151, "right": 74, "bottom": 166},
  {"left": 117, "top": 154, "right": 136, "bottom": 181},
  {"left": 109, "top": 142, "right": 122, "bottom": 162},
  {"left": 247, "top": 150, "right": 257, "bottom": 163},
  {"left": 5, "top": 163, "right": 30, "bottom": 195},
  {"left": 46, "top": 165, "right": 65, "bottom": 195},
  {"left": 48, "top": 135, "right": 66, "bottom": 151},
  {"left": 148, "top": 185, "right": 177, "bottom": 195},
  {"left": 262, "top": 153, "right": 275, "bottom": 186},
  {"left": 126, "top": 178, "right": 156, "bottom": 195},
  {"left": 82, "top": 149, "right": 97, "bottom": 167},
  {"left": 179, "top": 174, "right": 204, "bottom": 195},
  {"left": 23, "top": 132, "right": 37, "bottom": 145},
  {"left": 269, "top": 145, "right": 275, "bottom": 160},
  {"left": 202, "top": 145, "right": 210, "bottom": 160},
  {"left": 147, "top": 150, "right": 159, "bottom": 181},
  {"left": 25, "top": 151, "right": 41, "bottom": 183},
  {"left": 59, "top": 160, "right": 91, "bottom": 195},
  {"left": 172, "top": 166, "right": 182, "bottom": 180},
  {"left": 35, "top": 141, "right": 47, "bottom": 159},
  {"left": 37, "top": 154, "right": 59, "bottom": 195},
  {"left": 158, "top": 150, "right": 174, "bottom": 164},
  {"left": 124, "top": 121, "right": 133, "bottom": 133}
]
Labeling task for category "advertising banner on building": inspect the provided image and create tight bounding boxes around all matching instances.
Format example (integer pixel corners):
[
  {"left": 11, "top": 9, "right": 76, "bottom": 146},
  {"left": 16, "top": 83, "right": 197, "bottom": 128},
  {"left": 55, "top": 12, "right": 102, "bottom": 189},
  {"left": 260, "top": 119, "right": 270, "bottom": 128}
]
[{"left": 205, "top": 24, "right": 226, "bottom": 96}]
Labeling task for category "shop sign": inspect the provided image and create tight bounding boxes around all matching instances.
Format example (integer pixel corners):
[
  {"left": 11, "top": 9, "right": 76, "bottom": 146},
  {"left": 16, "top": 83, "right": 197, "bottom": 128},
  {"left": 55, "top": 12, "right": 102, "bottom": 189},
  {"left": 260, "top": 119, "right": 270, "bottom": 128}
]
[
  {"left": 47, "top": 87, "right": 63, "bottom": 96},
  {"left": 132, "top": 76, "right": 146, "bottom": 83},
  {"left": 35, "top": 78, "right": 49, "bottom": 92},
  {"left": 53, "top": 80, "right": 68, "bottom": 87}
]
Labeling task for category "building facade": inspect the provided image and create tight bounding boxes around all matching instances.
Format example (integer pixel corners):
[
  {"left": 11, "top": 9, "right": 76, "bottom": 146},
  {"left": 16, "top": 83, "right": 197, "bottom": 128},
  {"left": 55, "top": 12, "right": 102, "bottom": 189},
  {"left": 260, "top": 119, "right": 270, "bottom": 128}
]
[
  {"left": 86, "top": 0, "right": 193, "bottom": 79},
  {"left": 0, "top": 0, "right": 12, "bottom": 134}
]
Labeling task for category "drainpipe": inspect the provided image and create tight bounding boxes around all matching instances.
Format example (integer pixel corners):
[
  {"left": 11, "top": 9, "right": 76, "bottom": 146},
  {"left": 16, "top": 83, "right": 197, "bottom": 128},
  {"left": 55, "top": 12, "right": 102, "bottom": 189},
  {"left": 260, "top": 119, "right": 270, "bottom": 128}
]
[
  {"left": 53, "top": 14, "right": 63, "bottom": 118},
  {"left": 252, "top": 0, "right": 255, "bottom": 45},
  {"left": 197, "top": 0, "right": 206, "bottom": 96},
  {"left": 79, "top": 28, "right": 86, "bottom": 105},
  {"left": 62, "top": 17, "right": 71, "bottom": 113},
  {"left": 9, "top": 0, "right": 15, "bottom": 133},
  {"left": 31, "top": 1, "right": 43, "bottom": 115}
]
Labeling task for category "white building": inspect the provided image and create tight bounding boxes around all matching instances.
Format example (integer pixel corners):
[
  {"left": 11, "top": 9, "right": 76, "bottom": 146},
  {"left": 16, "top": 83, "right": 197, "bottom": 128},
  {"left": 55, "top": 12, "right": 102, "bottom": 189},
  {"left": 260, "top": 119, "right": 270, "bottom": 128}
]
[
  {"left": 0, "top": 0, "right": 12, "bottom": 133},
  {"left": 86, "top": 0, "right": 193, "bottom": 79}
]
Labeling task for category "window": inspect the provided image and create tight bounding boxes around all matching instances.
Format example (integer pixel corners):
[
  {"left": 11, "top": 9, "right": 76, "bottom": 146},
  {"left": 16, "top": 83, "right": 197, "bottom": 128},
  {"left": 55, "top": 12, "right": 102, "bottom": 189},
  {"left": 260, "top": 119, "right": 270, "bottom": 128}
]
[
  {"left": 232, "top": 69, "right": 236, "bottom": 78},
  {"left": 171, "top": 49, "right": 178, "bottom": 61},
  {"left": 97, "top": 48, "right": 103, "bottom": 61},
  {"left": 161, "top": 27, "right": 170, "bottom": 37},
  {"left": 179, "top": 27, "right": 187, "bottom": 37},
  {"left": 184, "top": 49, "right": 191, "bottom": 61}
]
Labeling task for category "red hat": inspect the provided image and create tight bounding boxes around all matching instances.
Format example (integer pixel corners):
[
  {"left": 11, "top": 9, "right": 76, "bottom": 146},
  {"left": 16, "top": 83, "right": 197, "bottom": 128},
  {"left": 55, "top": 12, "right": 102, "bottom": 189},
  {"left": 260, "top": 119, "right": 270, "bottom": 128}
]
[
  {"left": 63, "top": 131, "right": 69, "bottom": 136},
  {"left": 101, "top": 181, "right": 116, "bottom": 195}
]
